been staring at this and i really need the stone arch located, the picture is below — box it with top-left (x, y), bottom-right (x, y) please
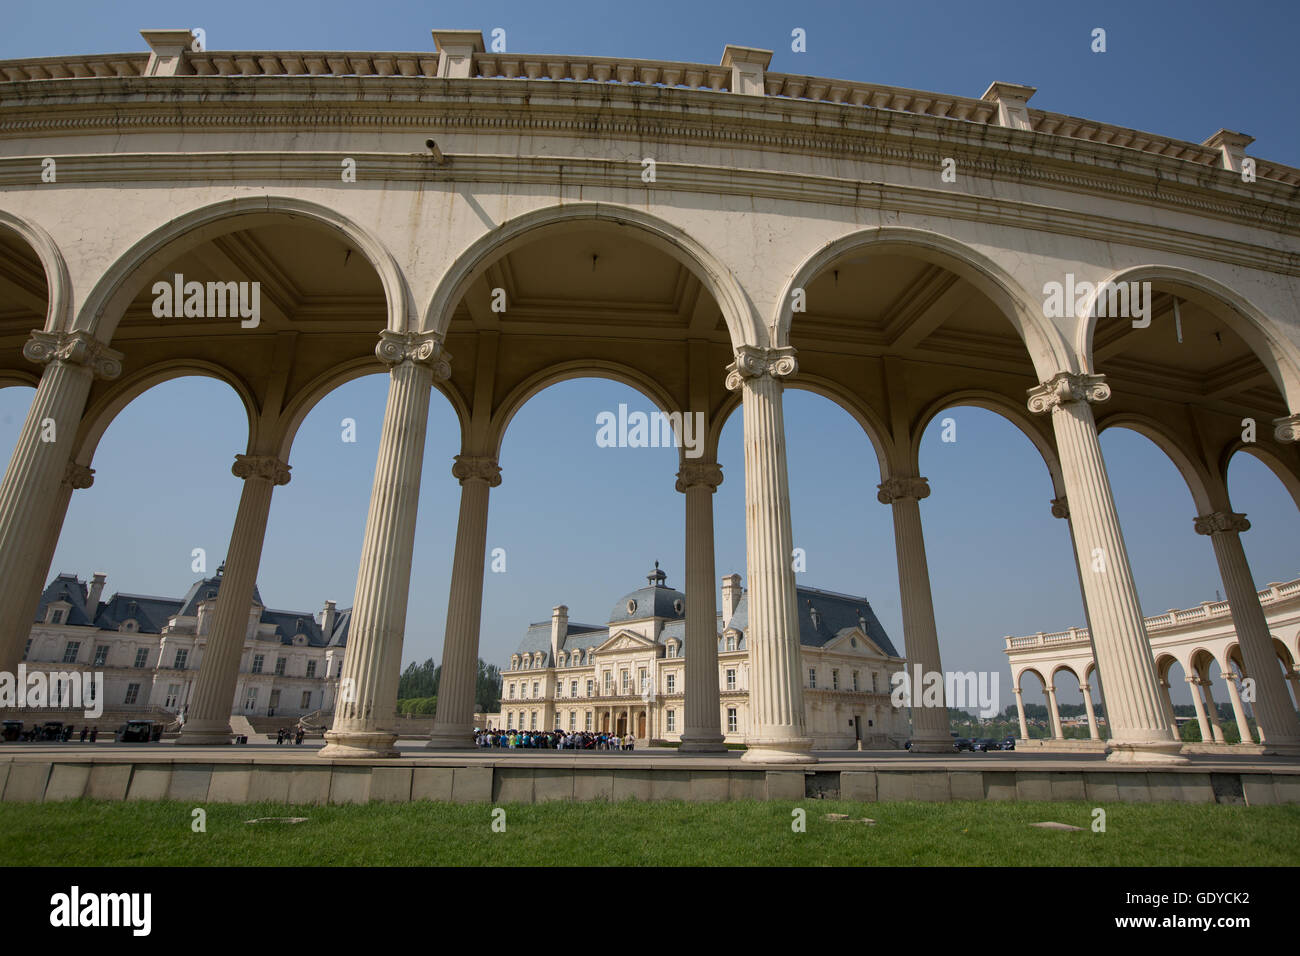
top-left (421, 202), bottom-right (760, 349)
top-left (910, 389), bottom-right (1064, 493)
top-left (0, 373), bottom-right (38, 390)
top-left (1051, 662), bottom-right (1083, 684)
top-left (489, 359), bottom-right (680, 462)
top-left (1222, 442), bottom-right (1300, 514)
top-left (772, 226), bottom-right (1072, 379)
top-left (0, 208), bottom-right (70, 334)
top-left (74, 360), bottom-right (258, 465)
top-left (1015, 666), bottom-right (1048, 694)
top-left (1077, 264), bottom-right (1300, 411)
top-left (75, 196), bottom-right (411, 342)
top-left (274, 358), bottom-right (470, 463)
top-left (1187, 646), bottom-right (1220, 682)
top-left (1095, 412), bottom-right (1216, 514)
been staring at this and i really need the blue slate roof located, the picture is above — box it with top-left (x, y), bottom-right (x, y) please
top-left (608, 565), bottom-right (686, 624)
top-left (727, 585), bottom-right (899, 657)
top-left (94, 592), bottom-right (184, 634)
top-left (35, 574), bottom-right (95, 626)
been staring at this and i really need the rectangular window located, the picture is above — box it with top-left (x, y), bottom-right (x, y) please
top-left (832, 669), bottom-right (839, 691)
top-left (571, 680), bottom-right (578, 697)
top-left (603, 672), bottom-right (612, 693)
top-left (586, 679), bottom-right (594, 698)
top-left (252, 654), bottom-right (264, 674)
top-left (638, 668), bottom-right (647, 693)
top-left (569, 711), bottom-right (576, 731)
top-left (507, 712), bottom-right (514, 729)
top-left (124, 683), bottom-right (140, 705)
top-left (852, 671), bottom-right (860, 692)
top-left (727, 708), bottom-right (738, 733)
top-left (530, 711), bottom-right (537, 730)
top-left (532, 681), bottom-right (539, 698)
top-left (306, 660), bottom-right (317, 678)
top-left (871, 672), bottom-right (878, 693)
top-left (301, 691), bottom-right (312, 709)
top-left (269, 689), bottom-right (281, 710)
top-left (666, 710), bottom-right (676, 732)
top-left (93, 645), bottom-right (109, 666)
top-left (174, 648), bottom-right (188, 670)
top-left (133, 648), bottom-right (148, 668)
top-left (62, 641), bottom-right (80, 664)
top-left (726, 668), bottom-right (736, 691)
top-left (808, 668), bottom-right (817, 689)
top-left (666, 673), bottom-right (676, 694)
top-left (508, 683), bottom-right (515, 699)
top-left (164, 684), bottom-right (180, 708)
top-left (274, 657), bottom-right (286, 676)
top-left (245, 688), bottom-right (257, 710)
top-left (620, 670), bottom-right (629, 694)
top-left (585, 711), bottom-right (593, 731)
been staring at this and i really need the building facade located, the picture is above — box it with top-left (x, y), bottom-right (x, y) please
top-left (489, 567), bottom-right (909, 749)
top-left (17, 568), bottom-right (349, 722)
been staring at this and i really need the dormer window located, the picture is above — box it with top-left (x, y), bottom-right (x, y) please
top-left (121, 619), bottom-right (138, 633)
top-left (725, 634), bottom-right (737, 652)
top-left (627, 599), bottom-right (637, 615)
top-left (673, 599), bottom-right (684, 615)
top-left (47, 607), bottom-right (65, 625)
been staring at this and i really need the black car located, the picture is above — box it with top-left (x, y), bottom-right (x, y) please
top-left (1, 719), bottom-right (21, 742)
top-left (39, 721), bottom-right (64, 741)
top-left (1000, 737), bottom-right (1016, 751)
top-left (972, 737), bottom-right (1000, 752)
top-left (953, 737), bottom-right (973, 751)
top-left (115, 720), bottom-right (155, 742)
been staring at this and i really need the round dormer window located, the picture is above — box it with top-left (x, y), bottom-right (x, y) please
top-left (673, 599), bottom-right (684, 614)
top-left (627, 599), bottom-right (637, 615)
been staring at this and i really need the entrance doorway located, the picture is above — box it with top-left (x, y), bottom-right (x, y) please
top-left (616, 715), bottom-right (627, 736)
top-left (637, 711), bottom-right (646, 738)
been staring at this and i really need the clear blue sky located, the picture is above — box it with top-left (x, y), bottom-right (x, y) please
top-left (3, 0), bottom-right (1298, 714)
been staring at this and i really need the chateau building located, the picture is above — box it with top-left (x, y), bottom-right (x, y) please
top-left (490, 567), bottom-right (909, 749)
top-left (19, 568), bottom-right (349, 721)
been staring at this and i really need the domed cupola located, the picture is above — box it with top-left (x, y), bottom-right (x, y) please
top-left (608, 561), bottom-right (686, 623)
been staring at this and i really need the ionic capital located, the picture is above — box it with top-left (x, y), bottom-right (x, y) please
top-left (1193, 511), bottom-right (1249, 536)
top-left (1050, 495), bottom-right (1069, 520)
top-left (63, 461), bottom-right (95, 490)
top-left (24, 330), bottom-right (123, 380)
top-left (675, 461), bottom-right (723, 493)
top-left (232, 454), bottom-right (292, 486)
top-left (724, 345), bottom-right (797, 391)
top-left (1273, 413), bottom-right (1300, 443)
top-left (877, 476), bottom-right (930, 504)
top-left (452, 455), bottom-right (502, 487)
top-left (1027, 372), bottom-right (1110, 415)
top-left (375, 329), bottom-right (452, 379)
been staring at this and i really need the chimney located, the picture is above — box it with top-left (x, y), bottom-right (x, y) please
top-left (322, 600), bottom-right (337, 639)
top-left (87, 572), bottom-right (107, 612)
top-left (550, 605), bottom-right (568, 666)
top-left (721, 574), bottom-right (742, 628)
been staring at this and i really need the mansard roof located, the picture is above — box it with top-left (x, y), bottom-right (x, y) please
top-left (95, 592), bottom-right (184, 633)
top-left (35, 573), bottom-right (94, 626)
top-left (727, 584), bottom-right (900, 658)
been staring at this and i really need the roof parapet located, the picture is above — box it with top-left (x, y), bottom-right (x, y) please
top-left (432, 30), bottom-right (485, 78)
top-left (140, 29), bottom-right (195, 77)
top-left (1202, 128), bottom-right (1255, 172)
top-left (721, 44), bottom-right (772, 96)
top-left (981, 81), bottom-right (1037, 131)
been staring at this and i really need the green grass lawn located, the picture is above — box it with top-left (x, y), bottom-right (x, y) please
top-left (3, 799), bottom-right (1298, 866)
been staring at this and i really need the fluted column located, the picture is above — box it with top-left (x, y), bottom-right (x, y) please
top-left (1187, 676), bottom-right (1210, 742)
top-left (1158, 677), bottom-right (1178, 729)
top-left (180, 454), bottom-right (291, 744)
top-left (1223, 670), bottom-right (1253, 744)
top-left (0, 331), bottom-right (121, 674)
top-left (1028, 372), bottom-right (1183, 763)
top-left (428, 455), bottom-right (501, 749)
top-left (321, 330), bottom-right (449, 758)
top-left (1013, 685), bottom-right (1030, 739)
top-left (1200, 678), bottom-right (1226, 742)
top-left (878, 475), bottom-right (950, 752)
top-left (1194, 510), bottom-right (1300, 753)
top-left (677, 460), bottom-right (725, 752)
top-left (31, 461), bottom-right (94, 601)
top-left (727, 346), bottom-right (813, 764)
top-left (1080, 681), bottom-right (1100, 740)
top-left (1045, 683), bottom-right (1064, 739)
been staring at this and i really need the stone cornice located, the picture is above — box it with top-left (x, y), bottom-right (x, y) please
top-left (1027, 372), bottom-right (1111, 414)
top-left (675, 461), bottom-right (723, 493)
top-left (232, 454), bottom-right (291, 486)
top-left (2, 77), bottom-right (1298, 247)
top-left (877, 476), bottom-right (930, 504)
top-left (375, 329), bottom-right (451, 377)
top-left (724, 346), bottom-right (797, 391)
top-left (1193, 511), bottom-right (1250, 536)
top-left (23, 330), bottom-right (123, 379)
top-left (451, 454), bottom-right (502, 487)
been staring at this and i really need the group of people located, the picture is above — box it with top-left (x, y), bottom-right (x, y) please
top-left (275, 725), bottom-right (307, 745)
top-left (473, 729), bottom-right (636, 751)
top-left (9, 724), bottom-right (99, 742)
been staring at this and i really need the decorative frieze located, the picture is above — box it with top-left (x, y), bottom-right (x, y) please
top-left (1027, 372), bottom-right (1111, 414)
top-left (23, 330), bottom-right (122, 380)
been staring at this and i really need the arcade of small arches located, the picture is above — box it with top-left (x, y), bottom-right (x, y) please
top-left (1, 29), bottom-right (1300, 766)
top-left (1007, 577), bottom-right (1300, 747)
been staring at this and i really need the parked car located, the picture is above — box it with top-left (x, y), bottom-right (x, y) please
top-left (971, 738), bottom-right (1000, 752)
top-left (1000, 737), bottom-right (1016, 751)
top-left (953, 737), bottom-right (973, 751)
top-left (39, 721), bottom-right (64, 741)
top-left (115, 720), bottom-right (155, 743)
top-left (1, 719), bottom-right (21, 742)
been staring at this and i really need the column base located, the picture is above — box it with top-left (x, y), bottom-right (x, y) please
top-left (740, 737), bottom-right (817, 765)
top-left (1105, 740), bottom-right (1189, 765)
top-left (678, 733), bottom-right (727, 753)
top-left (317, 730), bottom-right (400, 759)
top-left (178, 720), bottom-right (234, 746)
